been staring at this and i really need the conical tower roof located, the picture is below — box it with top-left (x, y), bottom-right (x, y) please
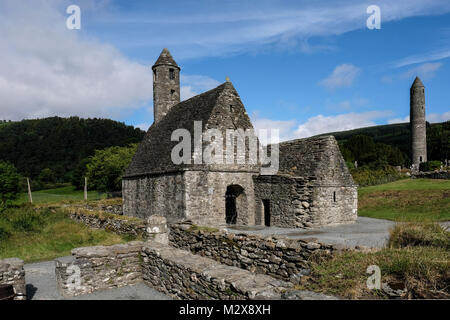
top-left (411, 76), bottom-right (424, 88)
top-left (152, 48), bottom-right (180, 69)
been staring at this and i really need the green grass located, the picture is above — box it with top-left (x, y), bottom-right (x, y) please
top-left (14, 185), bottom-right (106, 205)
top-left (0, 206), bottom-right (129, 263)
top-left (297, 222), bottom-right (449, 299)
top-left (297, 246), bottom-right (449, 299)
top-left (358, 179), bottom-right (450, 221)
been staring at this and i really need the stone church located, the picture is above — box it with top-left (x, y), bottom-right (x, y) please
top-left (123, 49), bottom-right (357, 228)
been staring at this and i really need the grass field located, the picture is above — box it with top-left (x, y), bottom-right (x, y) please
top-left (0, 206), bottom-right (131, 263)
top-left (14, 185), bottom-right (107, 205)
top-left (358, 179), bottom-right (450, 222)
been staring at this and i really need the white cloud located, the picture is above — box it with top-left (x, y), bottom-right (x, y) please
top-left (250, 117), bottom-right (297, 145)
top-left (0, 0), bottom-right (153, 121)
top-left (93, 0), bottom-right (450, 59)
top-left (394, 48), bottom-right (450, 68)
top-left (388, 115), bottom-right (410, 124)
top-left (251, 111), bottom-right (390, 142)
top-left (319, 64), bottom-right (360, 90)
top-left (294, 111), bottom-right (388, 138)
top-left (180, 75), bottom-right (221, 101)
top-left (428, 111), bottom-right (450, 123)
top-left (401, 62), bottom-right (443, 80)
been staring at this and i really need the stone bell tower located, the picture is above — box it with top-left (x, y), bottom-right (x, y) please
top-left (410, 76), bottom-right (427, 170)
top-left (152, 48), bottom-right (180, 124)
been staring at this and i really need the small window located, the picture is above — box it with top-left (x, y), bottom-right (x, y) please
top-left (169, 68), bottom-right (175, 80)
top-left (262, 199), bottom-right (270, 227)
top-left (333, 191), bottom-right (337, 202)
top-left (170, 89), bottom-right (175, 96)
top-left (419, 156), bottom-right (423, 162)
top-left (230, 105), bottom-right (234, 112)
top-left (153, 70), bottom-right (156, 81)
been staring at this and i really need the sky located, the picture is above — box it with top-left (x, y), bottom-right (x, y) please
top-left (0, 0), bottom-right (449, 141)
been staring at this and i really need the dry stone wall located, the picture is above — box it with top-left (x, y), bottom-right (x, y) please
top-left (55, 241), bottom-right (144, 297)
top-left (141, 241), bottom-right (291, 300)
top-left (0, 258), bottom-right (26, 300)
top-left (68, 208), bottom-right (148, 238)
top-left (169, 222), bottom-right (335, 283)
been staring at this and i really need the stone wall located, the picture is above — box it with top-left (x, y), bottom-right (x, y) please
top-left (413, 171), bottom-right (450, 179)
top-left (310, 186), bottom-right (358, 227)
top-left (184, 170), bottom-right (256, 226)
top-left (55, 242), bottom-right (143, 297)
top-left (141, 241), bottom-right (291, 300)
top-left (122, 172), bottom-right (185, 221)
top-left (169, 222), bottom-right (335, 283)
top-left (254, 176), bottom-right (357, 228)
top-left (68, 208), bottom-right (148, 238)
top-left (254, 175), bottom-right (314, 228)
top-left (0, 258), bottom-right (26, 300)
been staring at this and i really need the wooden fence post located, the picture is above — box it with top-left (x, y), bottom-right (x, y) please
top-left (27, 177), bottom-right (33, 203)
top-left (84, 177), bottom-right (88, 201)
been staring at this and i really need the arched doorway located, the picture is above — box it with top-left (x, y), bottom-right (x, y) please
top-left (225, 185), bottom-right (245, 224)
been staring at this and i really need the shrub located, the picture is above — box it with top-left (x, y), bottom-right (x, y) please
top-left (419, 161), bottom-right (443, 172)
top-left (0, 223), bottom-right (11, 241)
top-left (350, 165), bottom-right (405, 187)
top-left (0, 161), bottom-right (22, 209)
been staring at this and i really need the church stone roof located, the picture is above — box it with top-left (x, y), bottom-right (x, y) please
top-left (411, 76), bottom-right (424, 87)
top-left (124, 81), bottom-right (257, 178)
top-left (152, 48), bottom-right (180, 69)
top-left (274, 135), bottom-right (355, 186)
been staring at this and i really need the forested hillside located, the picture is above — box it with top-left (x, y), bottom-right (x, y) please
top-left (320, 121), bottom-right (450, 164)
top-left (0, 117), bottom-right (145, 182)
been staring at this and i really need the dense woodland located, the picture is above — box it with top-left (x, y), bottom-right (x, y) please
top-left (0, 117), bottom-right (145, 184)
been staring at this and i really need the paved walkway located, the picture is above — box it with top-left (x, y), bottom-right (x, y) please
top-left (226, 217), bottom-right (397, 249)
top-left (24, 260), bottom-right (170, 300)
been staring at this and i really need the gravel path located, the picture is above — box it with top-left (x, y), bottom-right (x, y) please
top-left (226, 217), bottom-right (397, 249)
top-left (24, 260), bottom-right (170, 300)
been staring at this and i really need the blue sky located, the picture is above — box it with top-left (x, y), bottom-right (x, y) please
top-left (0, 0), bottom-right (449, 140)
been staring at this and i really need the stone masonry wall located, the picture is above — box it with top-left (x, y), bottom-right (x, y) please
top-left (0, 258), bottom-right (26, 300)
top-left (141, 241), bottom-right (291, 300)
top-left (184, 170), bottom-right (256, 226)
top-left (310, 186), bottom-right (358, 227)
top-left (122, 173), bottom-right (185, 221)
top-left (254, 175), bottom-right (315, 228)
top-left (55, 242), bottom-right (143, 297)
top-left (169, 222), bottom-right (335, 284)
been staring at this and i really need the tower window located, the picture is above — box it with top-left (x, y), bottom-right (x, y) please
top-left (153, 70), bottom-right (156, 81)
top-left (169, 68), bottom-right (175, 80)
top-left (333, 191), bottom-right (337, 202)
top-left (230, 105), bottom-right (234, 112)
top-left (170, 89), bottom-right (175, 96)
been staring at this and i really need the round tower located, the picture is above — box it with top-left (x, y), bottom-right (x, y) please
top-left (152, 48), bottom-right (180, 124)
top-left (410, 76), bottom-right (427, 168)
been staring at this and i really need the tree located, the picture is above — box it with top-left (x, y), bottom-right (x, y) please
top-left (0, 161), bottom-right (22, 209)
top-left (85, 144), bottom-right (137, 192)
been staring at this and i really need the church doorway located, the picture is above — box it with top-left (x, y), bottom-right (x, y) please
top-left (225, 185), bottom-right (245, 224)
